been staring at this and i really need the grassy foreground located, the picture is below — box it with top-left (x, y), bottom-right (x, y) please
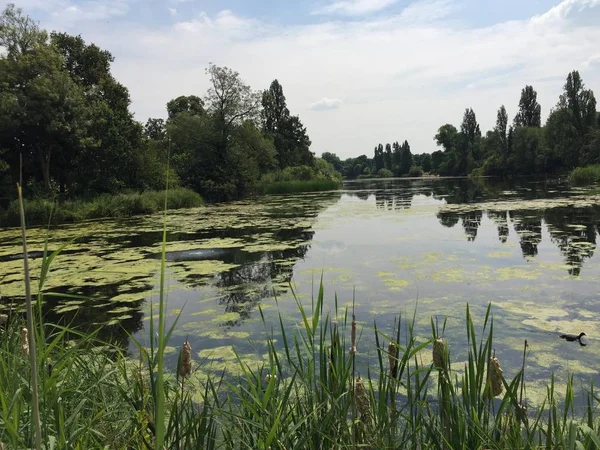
top-left (0, 188), bottom-right (203, 227)
top-left (569, 165), bottom-right (600, 186)
top-left (4, 282), bottom-right (600, 448)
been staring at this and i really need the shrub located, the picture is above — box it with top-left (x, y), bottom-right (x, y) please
top-left (408, 165), bottom-right (423, 177)
top-left (377, 168), bottom-right (394, 178)
top-left (569, 165), bottom-right (600, 186)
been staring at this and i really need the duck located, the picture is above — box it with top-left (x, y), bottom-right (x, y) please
top-left (559, 332), bottom-right (586, 345)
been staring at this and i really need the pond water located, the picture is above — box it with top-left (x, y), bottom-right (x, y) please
top-left (2, 177), bottom-right (600, 405)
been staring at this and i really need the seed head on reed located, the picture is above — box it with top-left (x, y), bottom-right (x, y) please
top-left (264, 373), bottom-right (278, 385)
top-left (354, 376), bottom-right (371, 424)
top-left (20, 327), bottom-right (29, 358)
top-left (488, 356), bottom-right (504, 397)
top-left (388, 341), bottom-right (398, 377)
top-left (349, 313), bottom-right (357, 355)
top-left (178, 341), bottom-right (192, 379)
top-left (432, 338), bottom-right (446, 369)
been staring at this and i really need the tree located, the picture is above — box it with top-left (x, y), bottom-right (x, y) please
top-left (460, 108), bottom-right (481, 146)
top-left (400, 140), bottom-right (413, 175)
top-left (167, 95), bottom-right (204, 119)
top-left (514, 85), bottom-right (541, 128)
top-left (0, 36), bottom-right (88, 191)
top-left (206, 63), bottom-right (261, 140)
top-left (420, 153), bottom-right (432, 172)
top-left (262, 80), bottom-right (289, 133)
top-left (0, 3), bottom-right (46, 57)
top-left (261, 79), bottom-right (313, 168)
top-left (51, 32), bottom-right (145, 194)
top-left (434, 124), bottom-right (458, 152)
top-left (321, 152), bottom-right (343, 173)
top-left (374, 144), bottom-right (384, 172)
top-left (546, 71), bottom-right (598, 169)
top-left (384, 143), bottom-right (392, 170)
top-left (144, 118), bottom-right (166, 140)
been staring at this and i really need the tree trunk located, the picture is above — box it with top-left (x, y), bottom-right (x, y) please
top-left (37, 145), bottom-right (51, 191)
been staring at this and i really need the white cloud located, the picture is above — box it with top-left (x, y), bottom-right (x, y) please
top-left (313, 0), bottom-right (398, 16)
top-left (9, 0), bottom-right (600, 159)
top-left (584, 54), bottom-right (600, 68)
top-left (311, 97), bottom-right (343, 111)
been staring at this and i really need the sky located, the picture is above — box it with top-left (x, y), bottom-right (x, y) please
top-left (2, 0), bottom-right (600, 159)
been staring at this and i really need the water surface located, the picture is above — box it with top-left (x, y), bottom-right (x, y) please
top-left (2, 177), bottom-right (600, 405)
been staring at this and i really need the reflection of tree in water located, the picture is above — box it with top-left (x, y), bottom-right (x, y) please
top-left (462, 211), bottom-right (482, 242)
top-left (509, 210), bottom-right (543, 258)
top-left (213, 242), bottom-right (313, 326)
top-left (31, 282), bottom-right (145, 352)
top-left (374, 190), bottom-right (413, 210)
top-left (487, 210), bottom-right (509, 243)
top-left (437, 211), bottom-right (459, 228)
top-left (544, 206), bottom-right (599, 276)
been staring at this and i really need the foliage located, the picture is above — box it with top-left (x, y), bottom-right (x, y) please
top-left (569, 165), bottom-right (600, 185)
top-left (0, 6), bottom-right (328, 208)
top-left (514, 85), bottom-right (542, 128)
top-left (0, 188), bottom-right (203, 226)
top-left (408, 165), bottom-right (423, 177)
top-left (377, 168), bottom-right (394, 178)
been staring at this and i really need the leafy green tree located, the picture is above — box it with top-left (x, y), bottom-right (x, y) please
top-left (400, 140), bottom-right (413, 175)
top-left (420, 153), bottom-right (432, 172)
top-left (167, 95), bottom-right (204, 119)
top-left (546, 71), bottom-right (597, 169)
top-left (384, 143), bottom-right (392, 170)
top-left (512, 127), bottom-right (544, 174)
top-left (435, 124), bottom-right (458, 153)
top-left (374, 144), bottom-right (384, 172)
top-left (144, 118), bottom-right (166, 140)
top-left (392, 141), bottom-right (402, 174)
top-left (262, 79), bottom-right (313, 168)
top-left (431, 150), bottom-right (444, 173)
top-left (460, 108), bottom-right (481, 145)
top-left (50, 32), bottom-right (145, 194)
top-left (0, 3), bottom-right (46, 56)
top-left (0, 23), bottom-right (88, 191)
top-left (321, 152), bottom-right (343, 173)
top-left (514, 85), bottom-right (541, 128)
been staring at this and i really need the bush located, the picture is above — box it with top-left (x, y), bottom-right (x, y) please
top-left (569, 165), bottom-right (600, 186)
top-left (408, 165), bottom-right (423, 177)
top-left (0, 188), bottom-right (203, 227)
top-left (377, 168), bottom-right (394, 178)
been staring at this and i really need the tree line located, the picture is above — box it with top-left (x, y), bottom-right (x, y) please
top-left (0, 4), bottom-right (339, 204)
top-left (324, 71), bottom-right (599, 179)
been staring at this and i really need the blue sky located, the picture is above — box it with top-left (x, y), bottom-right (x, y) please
top-left (2, 0), bottom-right (600, 158)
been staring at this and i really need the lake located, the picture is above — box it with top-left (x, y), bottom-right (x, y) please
top-left (2, 177), bottom-right (600, 405)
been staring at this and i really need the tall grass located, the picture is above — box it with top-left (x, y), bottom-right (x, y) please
top-left (5, 186), bottom-right (600, 448)
top-left (569, 165), bottom-right (600, 186)
top-left (0, 187), bottom-right (203, 227)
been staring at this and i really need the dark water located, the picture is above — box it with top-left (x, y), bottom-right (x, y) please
top-left (2, 177), bottom-right (600, 404)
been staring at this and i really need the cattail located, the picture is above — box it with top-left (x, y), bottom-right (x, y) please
top-left (178, 341), bottom-right (192, 379)
top-left (488, 356), bottom-right (504, 397)
top-left (264, 373), bottom-right (278, 385)
top-left (354, 376), bottom-right (371, 424)
top-left (349, 313), bottom-right (357, 355)
top-left (388, 341), bottom-right (398, 378)
top-left (20, 328), bottom-right (29, 358)
top-left (432, 338), bottom-right (446, 369)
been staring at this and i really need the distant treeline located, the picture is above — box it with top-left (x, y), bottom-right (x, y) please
top-left (323, 71), bottom-right (599, 179)
top-left (0, 5), bottom-right (340, 206)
